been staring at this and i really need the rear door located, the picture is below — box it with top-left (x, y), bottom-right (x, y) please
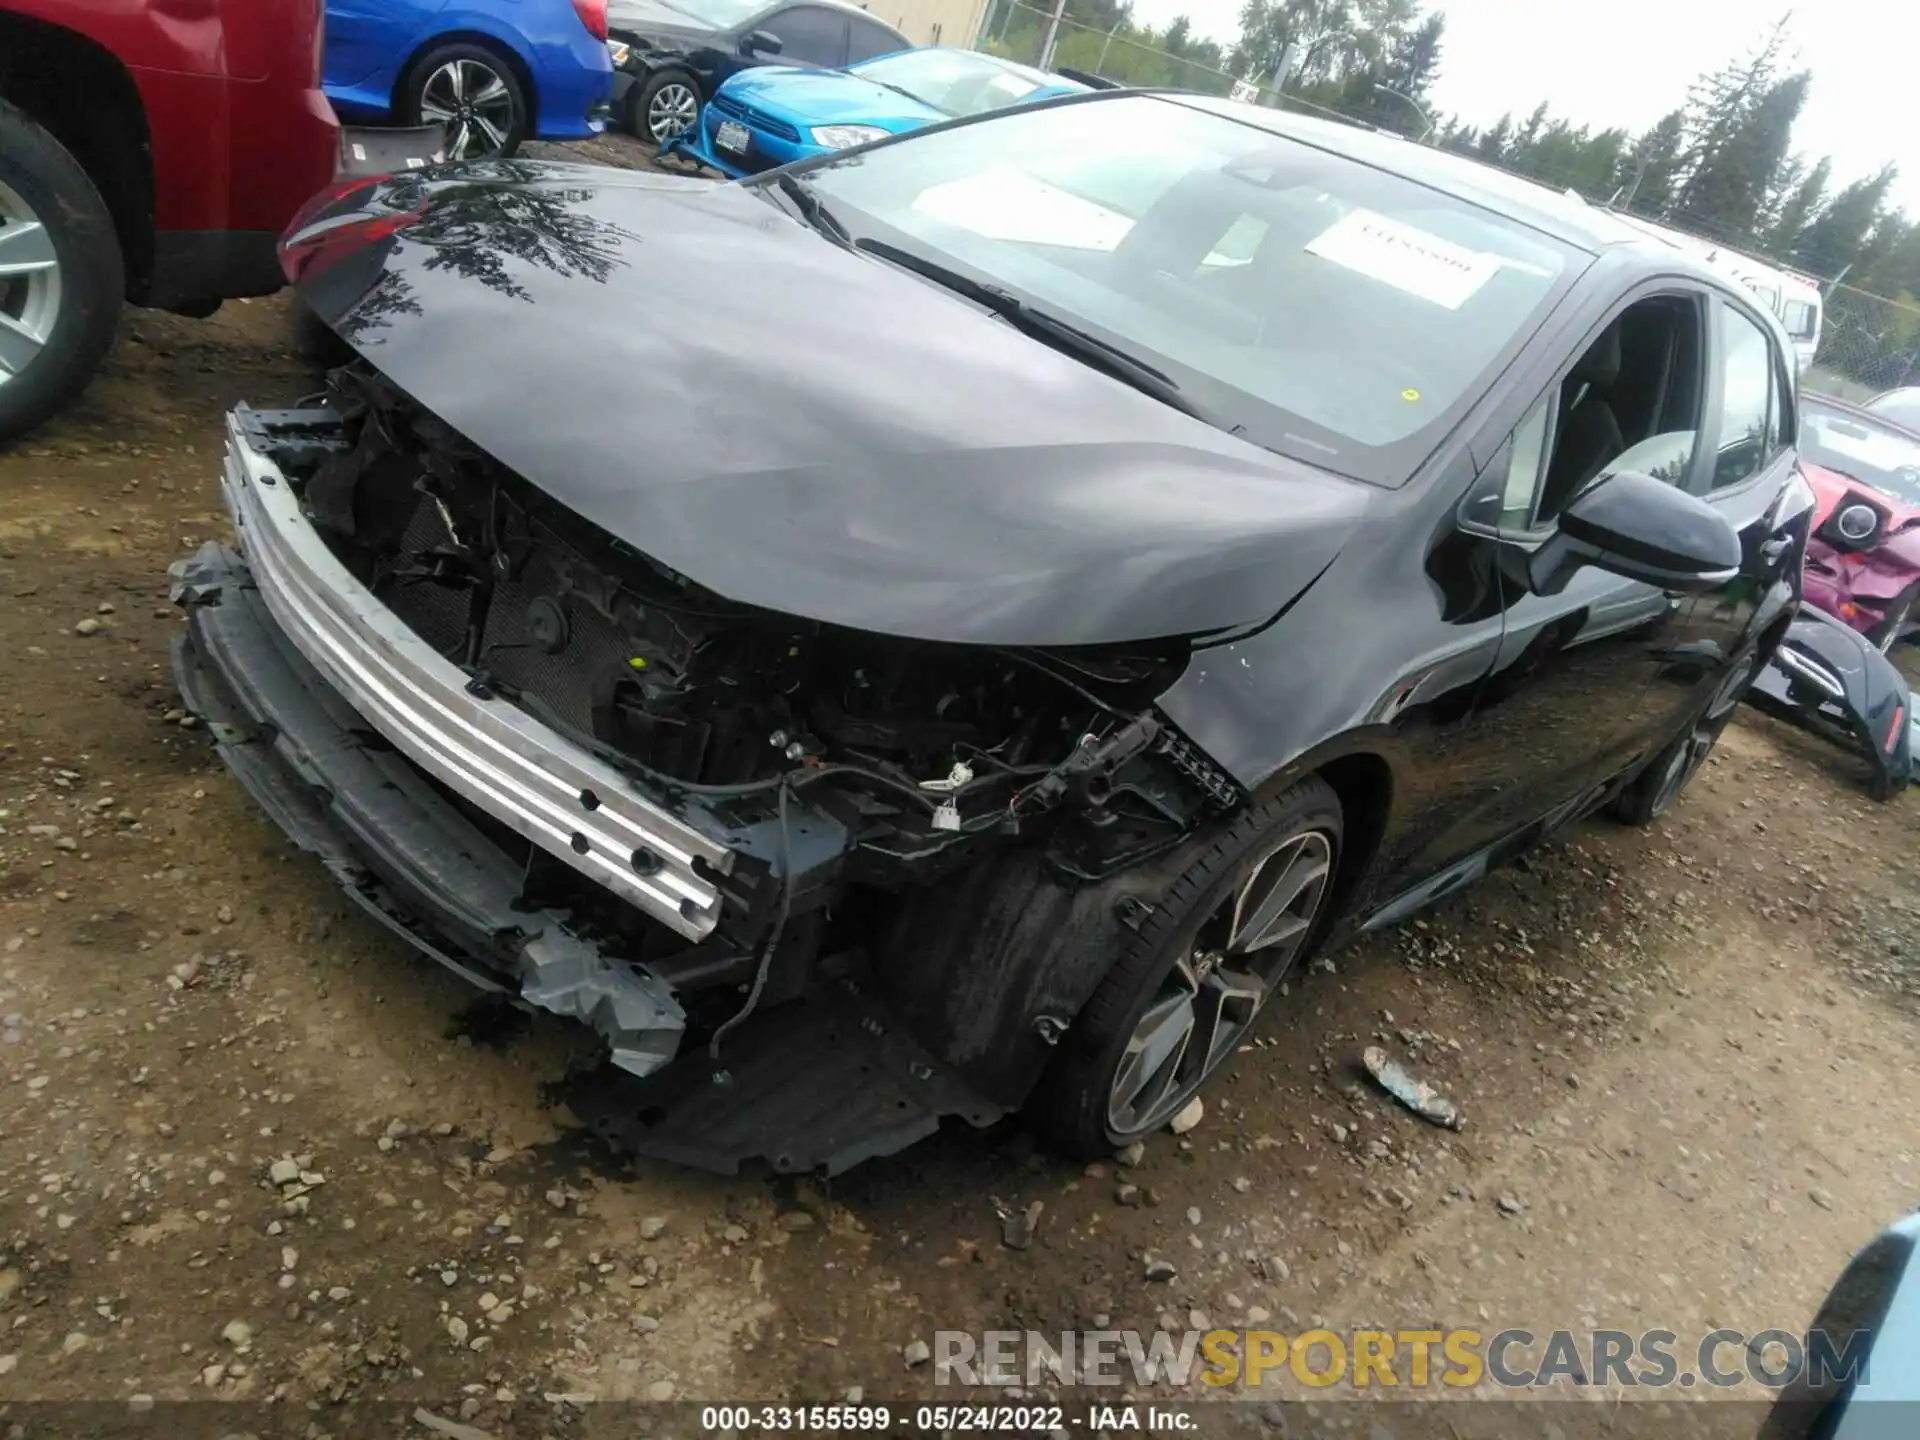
top-left (846, 14), bottom-right (908, 60)
top-left (753, 5), bottom-right (851, 67)
top-left (325, 0), bottom-right (449, 94)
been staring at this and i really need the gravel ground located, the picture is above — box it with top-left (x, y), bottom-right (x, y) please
top-left (2, 140), bottom-right (1919, 1432)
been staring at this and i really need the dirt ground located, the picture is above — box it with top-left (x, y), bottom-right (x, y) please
top-left (4, 139), bottom-right (1920, 1435)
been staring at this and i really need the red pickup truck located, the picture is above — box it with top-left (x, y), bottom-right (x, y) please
top-left (0, 0), bottom-right (341, 440)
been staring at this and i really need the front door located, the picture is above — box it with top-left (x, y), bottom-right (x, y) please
top-left (1412, 288), bottom-right (1718, 874)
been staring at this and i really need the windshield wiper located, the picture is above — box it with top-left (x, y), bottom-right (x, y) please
top-left (854, 238), bottom-right (1216, 426)
top-left (864, 78), bottom-right (948, 111)
top-left (771, 173), bottom-right (853, 249)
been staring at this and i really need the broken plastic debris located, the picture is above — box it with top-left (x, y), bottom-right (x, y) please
top-left (1362, 1045), bottom-right (1461, 1130)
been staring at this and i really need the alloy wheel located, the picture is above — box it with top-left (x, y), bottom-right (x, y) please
top-left (419, 59), bottom-right (517, 160)
top-left (1105, 828), bottom-right (1334, 1136)
top-left (647, 83), bottom-right (699, 144)
top-left (0, 177), bottom-right (62, 387)
top-left (1652, 649), bottom-right (1760, 815)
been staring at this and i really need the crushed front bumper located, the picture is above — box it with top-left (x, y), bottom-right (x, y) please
top-left (171, 414), bottom-right (1000, 1172)
top-left (172, 540), bottom-right (690, 1076)
top-left (208, 415), bottom-right (737, 938)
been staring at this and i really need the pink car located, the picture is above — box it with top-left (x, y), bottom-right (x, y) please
top-left (1798, 393), bottom-right (1920, 650)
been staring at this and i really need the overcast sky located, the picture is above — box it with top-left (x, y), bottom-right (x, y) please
top-left (1118, 0), bottom-right (1920, 215)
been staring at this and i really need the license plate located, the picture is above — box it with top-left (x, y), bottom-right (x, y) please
top-left (715, 119), bottom-right (750, 154)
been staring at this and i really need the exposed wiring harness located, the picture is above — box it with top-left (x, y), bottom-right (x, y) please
top-left (707, 777), bottom-right (793, 1062)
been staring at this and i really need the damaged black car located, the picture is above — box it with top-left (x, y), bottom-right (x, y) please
top-left (171, 91), bottom-right (1813, 1173)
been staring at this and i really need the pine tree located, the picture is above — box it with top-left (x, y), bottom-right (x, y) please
top-left (1766, 155), bottom-right (1831, 253)
top-left (1474, 112), bottom-right (1514, 165)
top-left (1794, 165), bottom-right (1899, 278)
top-left (1616, 110), bottom-right (1687, 214)
top-left (1670, 70), bottom-right (1808, 243)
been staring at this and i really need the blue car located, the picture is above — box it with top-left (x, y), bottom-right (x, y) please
top-left (675, 46), bottom-right (1086, 177)
top-left (322, 0), bottom-right (616, 160)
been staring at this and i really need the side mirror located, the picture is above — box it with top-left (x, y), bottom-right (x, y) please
top-left (741, 28), bottom-right (783, 56)
top-left (1526, 471), bottom-right (1741, 596)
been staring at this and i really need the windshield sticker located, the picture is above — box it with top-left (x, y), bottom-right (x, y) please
top-left (1305, 209), bottom-right (1502, 310)
top-left (910, 168), bottom-right (1135, 251)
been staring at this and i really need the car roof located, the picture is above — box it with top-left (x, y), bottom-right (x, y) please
top-left (1808, 391), bottom-right (1920, 444)
top-left (1139, 93), bottom-right (1735, 263)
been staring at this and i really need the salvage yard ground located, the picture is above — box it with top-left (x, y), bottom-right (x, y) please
top-left (3, 144), bottom-right (1920, 1430)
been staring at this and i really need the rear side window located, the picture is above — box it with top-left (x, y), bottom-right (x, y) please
top-left (1782, 299), bottom-right (1817, 341)
top-left (1711, 304), bottom-right (1788, 490)
top-left (760, 6), bottom-right (847, 65)
top-left (846, 15), bottom-right (904, 61)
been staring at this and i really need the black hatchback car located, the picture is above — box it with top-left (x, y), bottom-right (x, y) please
top-left (607, 0), bottom-right (910, 145)
top-left (179, 91), bottom-right (1811, 1173)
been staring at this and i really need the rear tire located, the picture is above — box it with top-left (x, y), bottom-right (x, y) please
top-left (0, 97), bottom-right (123, 443)
top-left (1025, 776), bottom-right (1343, 1158)
top-left (401, 42), bottom-right (529, 159)
top-left (1612, 645), bottom-right (1760, 826)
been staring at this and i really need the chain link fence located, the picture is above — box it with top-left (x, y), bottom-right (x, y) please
top-left (974, 1), bottom-right (1367, 126)
top-left (1807, 284), bottom-right (1920, 403)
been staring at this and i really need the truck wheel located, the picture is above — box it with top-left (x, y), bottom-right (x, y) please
top-left (1025, 776), bottom-right (1343, 1158)
top-left (0, 98), bottom-right (124, 443)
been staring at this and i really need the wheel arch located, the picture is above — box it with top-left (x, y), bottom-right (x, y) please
top-left (393, 28), bottom-right (541, 133)
top-left (0, 12), bottom-right (153, 295)
top-left (865, 746), bottom-right (1397, 1115)
top-left (1311, 748), bottom-right (1395, 930)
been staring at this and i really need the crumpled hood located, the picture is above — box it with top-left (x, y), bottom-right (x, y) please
top-left (718, 65), bottom-right (944, 128)
top-left (286, 159), bottom-right (1370, 647)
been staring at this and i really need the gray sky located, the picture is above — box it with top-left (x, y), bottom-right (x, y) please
top-left (1119, 0), bottom-right (1920, 215)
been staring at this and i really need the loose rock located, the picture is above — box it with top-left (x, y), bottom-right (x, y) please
top-left (904, 1339), bottom-right (932, 1368)
top-left (1168, 1097), bottom-right (1205, 1134)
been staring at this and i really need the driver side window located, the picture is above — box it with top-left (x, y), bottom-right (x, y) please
top-left (1499, 291), bottom-right (1707, 533)
top-left (757, 6), bottom-right (848, 66)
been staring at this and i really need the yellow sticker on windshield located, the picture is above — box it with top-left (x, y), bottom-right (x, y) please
top-left (1402, 388), bottom-right (1421, 402)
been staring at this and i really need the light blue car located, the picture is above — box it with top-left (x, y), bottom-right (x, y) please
top-left (672, 46), bottom-right (1087, 178)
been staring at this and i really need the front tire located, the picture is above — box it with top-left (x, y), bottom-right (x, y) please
top-left (634, 70), bottom-right (701, 147)
top-left (1026, 776), bottom-right (1343, 1158)
top-left (401, 43), bottom-right (529, 160)
top-left (0, 98), bottom-right (123, 443)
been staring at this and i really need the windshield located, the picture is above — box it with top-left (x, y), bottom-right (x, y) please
top-left (799, 95), bottom-right (1582, 485)
top-left (851, 48), bottom-right (1055, 117)
top-left (646, 0), bottom-right (764, 28)
top-left (1802, 397), bottom-right (1920, 505)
